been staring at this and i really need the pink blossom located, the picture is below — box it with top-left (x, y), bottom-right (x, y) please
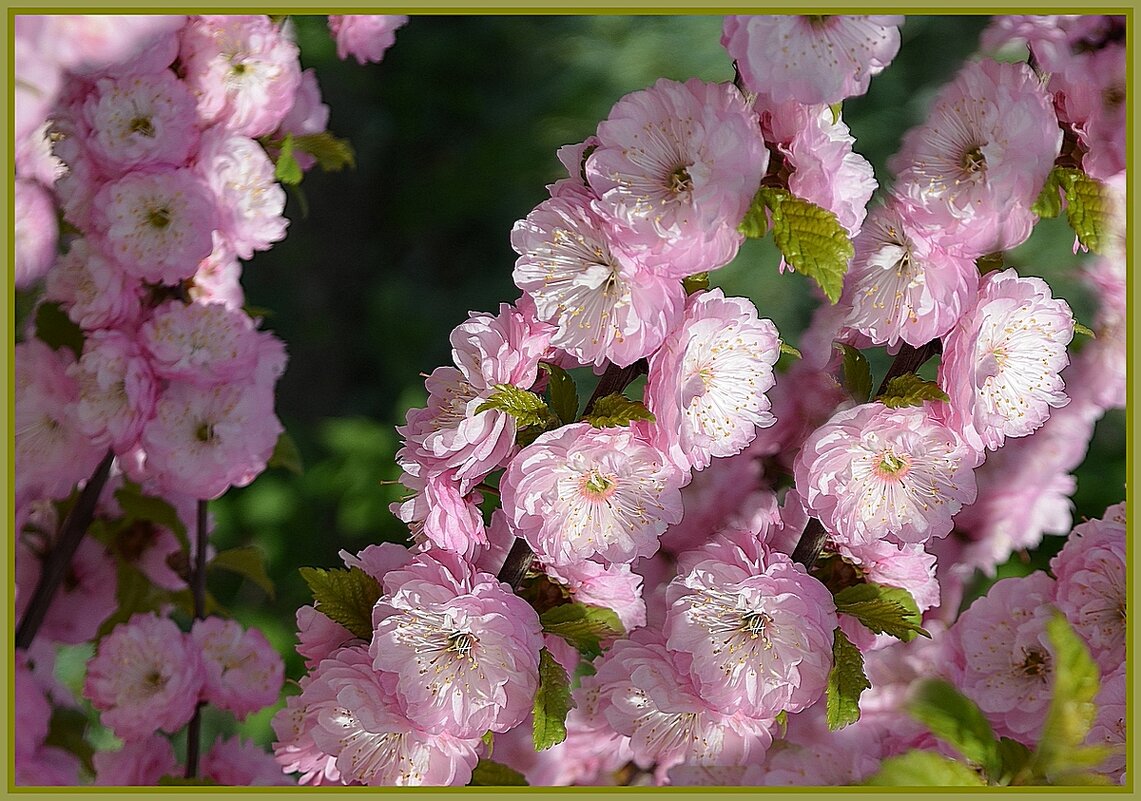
top-left (834, 539), bottom-right (939, 614)
top-left (945, 572), bottom-right (1058, 741)
top-left (502, 422), bottom-right (685, 567)
top-left (195, 127), bottom-right (288, 260)
top-left (371, 551), bottom-right (543, 738)
top-left (271, 685), bottom-right (341, 786)
top-left (15, 746), bottom-right (81, 787)
top-left (1050, 502), bottom-right (1125, 674)
top-left (36, 15), bottom-right (186, 75)
top-left (92, 735), bottom-right (178, 786)
top-left (14, 18), bottom-right (62, 144)
top-left (646, 289), bottom-right (781, 473)
top-left (69, 330), bottom-right (158, 453)
top-left (1086, 664), bottom-right (1125, 782)
top-left (42, 239), bottom-right (142, 331)
top-left (840, 197), bottom-right (979, 347)
top-left (84, 613), bottom-right (206, 741)
top-left (1053, 43), bottom-right (1126, 180)
top-left (81, 70), bottom-right (199, 174)
top-left (15, 651), bottom-right (50, 763)
top-left (391, 467), bottom-right (486, 558)
top-left (340, 542), bottom-right (415, 585)
top-left (937, 268), bottom-right (1074, 453)
top-left (328, 15), bottom-right (408, 65)
top-left (665, 545), bottom-right (836, 717)
top-left (93, 168), bottom-right (219, 285)
top-left (449, 302), bottom-right (555, 392)
top-left (14, 179), bottom-right (58, 290)
top-left (189, 233), bottom-right (246, 311)
top-left (656, 446), bottom-right (764, 556)
top-left (545, 559), bottom-right (647, 634)
top-left (891, 59), bottom-right (1061, 257)
top-left (192, 617), bottom-right (285, 720)
top-left (585, 78), bottom-right (769, 277)
top-left (15, 339), bottom-right (106, 501)
top-left (179, 15), bottom-right (302, 137)
top-left (794, 403), bottom-right (977, 547)
top-left (279, 68), bottom-right (330, 139)
top-left (723, 15), bottom-right (903, 105)
top-left (204, 736), bottom-right (294, 786)
top-left (140, 300), bottom-right (265, 386)
top-left (295, 605), bottom-right (358, 670)
top-left (511, 192), bottom-right (684, 368)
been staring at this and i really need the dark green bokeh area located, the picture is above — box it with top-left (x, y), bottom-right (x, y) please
top-left (196, 15), bottom-right (1125, 748)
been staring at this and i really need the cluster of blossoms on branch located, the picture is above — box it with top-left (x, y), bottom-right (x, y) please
top-left (13, 14), bottom-right (405, 786)
top-left (274, 14), bottom-right (1125, 788)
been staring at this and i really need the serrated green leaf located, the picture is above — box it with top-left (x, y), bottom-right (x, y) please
top-left (114, 483), bottom-right (190, 555)
top-left (779, 342), bottom-right (801, 360)
top-left (298, 566), bottom-right (380, 640)
top-left (878, 372), bottom-right (949, 409)
top-left (584, 393), bottom-right (655, 428)
top-left (907, 678), bottom-right (1000, 779)
top-left (158, 776), bottom-right (221, 786)
top-left (540, 602), bottom-right (625, 659)
top-left (539, 362), bottom-right (579, 426)
top-left (34, 301), bottom-right (85, 359)
top-left (293, 132), bottom-right (356, 173)
top-left (761, 187), bottom-right (853, 304)
top-left (1032, 169), bottom-right (1064, 219)
top-left (738, 186), bottom-right (769, 239)
top-left (834, 582), bottom-right (928, 642)
top-left (835, 343), bottom-right (872, 403)
top-left (268, 430), bottom-right (304, 475)
top-left (211, 545), bottom-right (275, 599)
top-left (1031, 613), bottom-right (1103, 779)
top-left (477, 384), bottom-right (551, 428)
top-left (1073, 322), bottom-right (1096, 339)
top-left (682, 272), bottom-right (710, 295)
top-left (274, 133), bottom-right (304, 186)
top-left (43, 707), bottom-right (95, 775)
top-left (532, 647), bottom-right (573, 751)
top-left (469, 758), bottom-right (528, 786)
top-left (1057, 168), bottom-right (1111, 253)
top-left (864, 751), bottom-right (987, 786)
top-left (826, 627), bottom-right (869, 731)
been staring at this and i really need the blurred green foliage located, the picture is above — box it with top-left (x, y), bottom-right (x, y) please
top-left (193, 15), bottom-right (1126, 749)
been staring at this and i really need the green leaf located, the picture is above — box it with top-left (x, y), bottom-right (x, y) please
top-left (274, 133), bottom-right (304, 186)
top-left (293, 132), bottom-right (357, 173)
top-left (1031, 612), bottom-right (1103, 779)
top-left (268, 430), bottom-right (304, 475)
top-left (878, 372), bottom-right (949, 409)
top-left (43, 707), bottom-right (95, 775)
top-left (34, 301), bottom-right (85, 359)
top-left (737, 186), bottom-right (769, 239)
top-left (539, 602), bottom-right (625, 659)
top-left (829, 102), bottom-right (843, 125)
top-left (532, 647), bottom-right (574, 751)
top-left (1056, 167), bottom-right (1111, 253)
top-left (158, 776), bottom-right (220, 786)
top-left (975, 252), bottom-right (1005, 274)
top-left (826, 627), bottom-right (870, 731)
top-left (469, 758), bottom-right (528, 786)
top-left (211, 545), bottom-right (275, 599)
top-left (907, 678), bottom-right (1000, 779)
top-left (779, 342), bottom-right (802, 360)
top-left (584, 393), bottom-right (655, 428)
top-left (682, 272), bottom-right (710, 295)
top-left (1032, 169), bottom-right (1064, 219)
top-left (864, 751), bottom-right (986, 786)
top-left (775, 710), bottom-right (788, 737)
top-left (760, 187), bottom-right (853, 304)
top-left (480, 730), bottom-right (494, 758)
top-left (835, 343), bottom-right (872, 403)
top-left (833, 582), bottom-right (928, 642)
top-left (166, 587), bottom-right (225, 619)
top-left (994, 737), bottom-right (1032, 785)
top-left (539, 362), bottom-right (579, 426)
top-left (97, 562), bottom-right (165, 638)
top-left (298, 566), bottom-right (381, 640)
top-left (114, 483), bottom-right (190, 555)
top-left (1073, 322), bottom-right (1096, 339)
top-left (477, 384), bottom-right (551, 428)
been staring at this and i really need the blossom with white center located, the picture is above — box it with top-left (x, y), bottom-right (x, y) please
top-left (501, 422), bottom-right (685, 568)
top-left (81, 70), bottom-right (199, 174)
top-left (511, 191), bottom-right (684, 368)
top-left (1050, 502), bottom-right (1125, 674)
top-left (890, 59), bottom-right (1061, 257)
top-left (945, 571), bottom-right (1058, 741)
top-left (938, 268), bottom-right (1074, 454)
top-left (664, 546), bottom-right (836, 717)
top-left (794, 402), bottom-right (977, 547)
top-left (840, 197), bottom-right (978, 347)
top-left (69, 329), bottom-right (158, 452)
top-left (584, 77), bottom-right (768, 278)
top-left (192, 617), bottom-right (285, 721)
top-left (723, 15), bottom-right (903, 105)
top-left (93, 167), bottom-right (218, 285)
top-left (83, 612), bottom-right (206, 741)
top-left (646, 288), bottom-right (781, 473)
top-left (371, 551), bottom-right (542, 738)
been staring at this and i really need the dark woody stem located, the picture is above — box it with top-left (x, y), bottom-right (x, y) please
top-left (184, 499), bottom-right (209, 779)
top-left (15, 450), bottom-right (115, 650)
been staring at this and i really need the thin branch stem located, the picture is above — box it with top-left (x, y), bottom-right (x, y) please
top-left (184, 499), bottom-right (209, 780)
top-left (15, 450), bottom-right (115, 650)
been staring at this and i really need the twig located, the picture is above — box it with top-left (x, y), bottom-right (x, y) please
top-left (183, 499), bottom-right (209, 779)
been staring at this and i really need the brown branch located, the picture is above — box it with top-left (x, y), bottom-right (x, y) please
top-left (15, 450), bottom-right (115, 650)
top-left (184, 499), bottom-right (209, 780)
top-left (582, 359), bottom-right (648, 416)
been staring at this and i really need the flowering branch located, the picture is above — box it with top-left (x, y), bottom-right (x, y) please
top-left (183, 499), bottom-right (209, 779)
top-left (15, 450), bottom-right (115, 650)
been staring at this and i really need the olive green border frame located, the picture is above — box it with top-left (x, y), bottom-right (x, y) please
top-left (1, 4), bottom-right (1135, 801)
